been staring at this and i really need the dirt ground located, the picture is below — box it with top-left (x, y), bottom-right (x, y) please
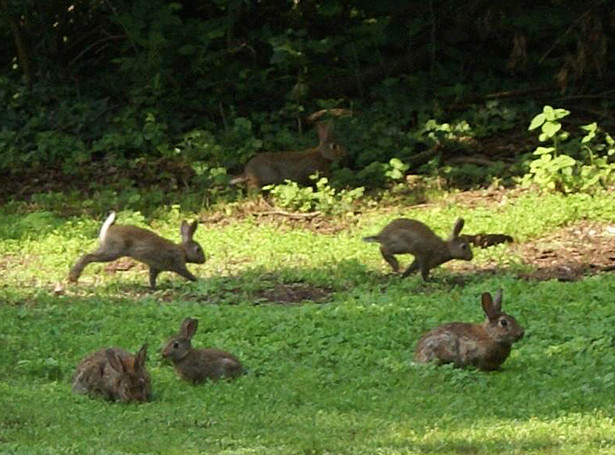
top-left (513, 220), bottom-right (615, 281)
top-left (95, 219), bottom-right (615, 307)
top-left (452, 219), bottom-right (615, 282)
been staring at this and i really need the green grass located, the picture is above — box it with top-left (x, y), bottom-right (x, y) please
top-left (1, 190), bottom-right (615, 454)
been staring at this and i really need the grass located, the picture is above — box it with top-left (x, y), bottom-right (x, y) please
top-left (1, 189), bottom-right (615, 454)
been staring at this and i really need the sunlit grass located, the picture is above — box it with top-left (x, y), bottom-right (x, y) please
top-left (1, 189), bottom-right (615, 454)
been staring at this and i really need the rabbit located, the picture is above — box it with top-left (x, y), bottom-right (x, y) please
top-left (414, 289), bottom-right (524, 371)
top-left (72, 344), bottom-right (151, 403)
top-left (68, 211), bottom-right (206, 289)
top-left (363, 218), bottom-right (473, 280)
top-left (162, 317), bottom-right (244, 384)
top-left (230, 120), bottom-right (346, 188)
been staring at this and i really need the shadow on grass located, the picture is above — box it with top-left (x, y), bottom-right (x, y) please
top-left (58, 258), bottom-right (507, 305)
top-left (0, 256), bottom-right (560, 308)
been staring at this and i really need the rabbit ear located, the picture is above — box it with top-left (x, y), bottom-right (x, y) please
top-left (493, 289), bottom-right (503, 312)
top-left (106, 349), bottom-right (126, 373)
top-left (481, 292), bottom-right (499, 321)
top-left (180, 221), bottom-right (197, 242)
top-left (180, 317), bottom-right (198, 339)
top-left (316, 121), bottom-right (334, 145)
top-left (135, 344), bottom-right (148, 371)
top-left (190, 220), bottom-right (198, 235)
top-left (450, 218), bottom-right (465, 239)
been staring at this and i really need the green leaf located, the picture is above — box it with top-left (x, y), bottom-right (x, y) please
top-left (529, 113), bottom-right (546, 130)
top-left (580, 122), bottom-right (598, 133)
top-left (553, 108), bottom-right (571, 119)
top-left (533, 146), bottom-right (555, 156)
top-left (543, 106), bottom-right (555, 121)
top-left (553, 155), bottom-right (576, 167)
top-left (542, 121), bottom-right (561, 138)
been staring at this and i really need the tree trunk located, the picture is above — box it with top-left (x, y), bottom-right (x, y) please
top-left (0, 0), bottom-right (35, 89)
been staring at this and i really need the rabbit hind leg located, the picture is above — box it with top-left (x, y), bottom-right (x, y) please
top-left (379, 246), bottom-right (400, 273)
top-left (401, 259), bottom-right (420, 278)
top-left (68, 249), bottom-right (122, 282)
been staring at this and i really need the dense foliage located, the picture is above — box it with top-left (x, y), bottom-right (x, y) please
top-left (2, 0), bottom-right (615, 193)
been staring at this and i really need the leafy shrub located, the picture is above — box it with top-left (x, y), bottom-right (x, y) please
top-left (419, 119), bottom-right (472, 144)
top-left (267, 176), bottom-right (365, 215)
top-left (522, 106), bottom-right (615, 193)
top-left (465, 100), bottom-right (524, 137)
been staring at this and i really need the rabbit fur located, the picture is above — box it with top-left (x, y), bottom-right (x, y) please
top-left (72, 345), bottom-right (151, 403)
top-left (68, 211), bottom-right (205, 289)
top-left (230, 121), bottom-right (346, 188)
top-left (363, 218), bottom-right (472, 280)
top-left (414, 290), bottom-right (524, 371)
top-left (162, 317), bottom-right (244, 384)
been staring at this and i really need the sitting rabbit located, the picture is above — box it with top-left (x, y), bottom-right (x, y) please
top-left (363, 218), bottom-right (473, 280)
top-left (230, 121), bottom-right (346, 188)
top-left (162, 317), bottom-right (244, 384)
top-left (68, 211), bottom-right (205, 289)
top-left (72, 344), bottom-right (151, 403)
top-left (414, 289), bottom-right (524, 371)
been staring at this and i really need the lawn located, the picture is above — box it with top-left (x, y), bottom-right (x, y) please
top-left (1, 190), bottom-right (615, 455)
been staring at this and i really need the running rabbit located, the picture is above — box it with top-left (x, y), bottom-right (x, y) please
top-left (68, 211), bottom-right (205, 289)
top-left (72, 345), bottom-right (151, 403)
top-left (162, 317), bottom-right (244, 384)
top-left (363, 218), bottom-right (472, 280)
top-left (230, 121), bottom-right (346, 188)
top-left (414, 290), bottom-right (524, 371)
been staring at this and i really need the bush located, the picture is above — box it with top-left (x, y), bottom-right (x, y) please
top-left (521, 106), bottom-right (615, 193)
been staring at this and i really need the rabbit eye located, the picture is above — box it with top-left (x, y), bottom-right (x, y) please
top-left (173, 341), bottom-right (179, 349)
top-left (500, 319), bottom-right (508, 327)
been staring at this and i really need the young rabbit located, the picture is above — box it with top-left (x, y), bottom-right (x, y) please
top-left (363, 218), bottom-right (473, 280)
top-left (72, 345), bottom-right (151, 403)
top-left (414, 290), bottom-right (524, 371)
top-left (162, 317), bottom-right (244, 384)
top-left (68, 211), bottom-right (206, 289)
top-left (230, 120), bottom-right (346, 188)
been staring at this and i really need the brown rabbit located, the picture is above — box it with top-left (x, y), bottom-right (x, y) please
top-left (414, 290), bottom-right (524, 371)
top-left (162, 317), bottom-right (244, 384)
top-left (68, 211), bottom-right (206, 289)
top-left (363, 218), bottom-right (473, 280)
top-left (230, 121), bottom-right (346, 188)
top-left (72, 345), bottom-right (151, 403)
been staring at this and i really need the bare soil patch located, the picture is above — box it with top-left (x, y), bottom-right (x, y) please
top-left (255, 282), bottom-right (333, 304)
top-left (104, 258), bottom-right (141, 273)
top-left (514, 221), bottom-right (615, 281)
top-left (0, 159), bottom-right (195, 205)
top-left (449, 186), bottom-right (528, 209)
top-left (188, 279), bottom-right (334, 305)
top-left (201, 198), bottom-right (357, 235)
top-left (454, 220), bottom-right (615, 281)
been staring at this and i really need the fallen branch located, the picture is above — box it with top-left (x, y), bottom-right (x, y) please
top-left (307, 109), bottom-right (355, 123)
top-left (446, 156), bottom-right (501, 167)
top-left (461, 233), bottom-right (514, 248)
top-left (449, 86), bottom-right (555, 110)
top-left (406, 148), bottom-right (439, 170)
top-left (252, 210), bottom-right (322, 219)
